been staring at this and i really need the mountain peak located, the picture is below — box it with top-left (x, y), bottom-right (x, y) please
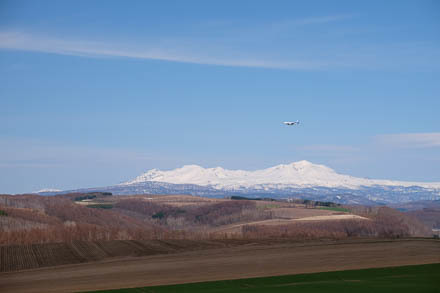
top-left (122, 161), bottom-right (440, 190)
top-left (269, 160), bottom-right (334, 173)
top-left (124, 160), bottom-right (348, 188)
top-left (179, 164), bottom-right (204, 170)
top-left (292, 160), bottom-right (313, 166)
top-left (270, 160), bottom-right (313, 169)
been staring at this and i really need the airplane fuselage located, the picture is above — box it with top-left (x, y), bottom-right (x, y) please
top-left (283, 120), bottom-right (299, 126)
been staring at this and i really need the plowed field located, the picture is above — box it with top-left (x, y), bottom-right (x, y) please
top-left (0, 239), bottom-right (439, 293)
top-left (0, 239), bottom-right (249, 272)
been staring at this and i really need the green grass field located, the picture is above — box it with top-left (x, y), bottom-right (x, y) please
top-left (318, 206), bottom-right (350, 212)
top-left (87, 263), bottom-right (440, 293)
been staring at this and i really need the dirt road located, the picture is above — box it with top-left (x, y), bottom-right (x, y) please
top-left (1, 239), bottom-right (439, 293)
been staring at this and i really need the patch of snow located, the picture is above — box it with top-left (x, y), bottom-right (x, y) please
top-left (35, 188), bottom-right (62, 193)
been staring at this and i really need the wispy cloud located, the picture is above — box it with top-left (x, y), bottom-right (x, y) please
top-left (0, 138), bottom-right (169, 169)
top-left (1, 11), bottom-right (438, 71)
top-left (0, 31), bottom-right (327, 70)
top-left (290, 14), bottom-right (355, 26)
top-left (0, 162), bottom-right (60, 168)
top-left (375, 133), bottom-right (440, 148)
top-left (297, 144), bottom-right (360, 152)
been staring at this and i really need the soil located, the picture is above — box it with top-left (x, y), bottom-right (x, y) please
top-left (269, 207), bottom-right (336, 219)
top-left (0, 238), bottom-right (439, 293)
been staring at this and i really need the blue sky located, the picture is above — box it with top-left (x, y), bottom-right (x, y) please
top-left (1, 0), bottom-right (439, 193)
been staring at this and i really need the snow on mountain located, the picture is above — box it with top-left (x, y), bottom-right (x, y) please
top-left (34, 188), bottom-right (62, 193)
top-left (122, 160), bottom-right (440, 190)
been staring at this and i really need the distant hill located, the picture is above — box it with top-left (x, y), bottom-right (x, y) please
top-left (0, 193), bottom-right (430, 246)
top-left (38, 161), bottom-right (440, 205)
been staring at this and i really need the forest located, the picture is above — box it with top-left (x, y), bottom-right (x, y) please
top-left (0, 192), bottom-right (432, 245)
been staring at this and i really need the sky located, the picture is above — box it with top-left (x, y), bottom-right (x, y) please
top-left (1, 0), bottom-right (439, 193)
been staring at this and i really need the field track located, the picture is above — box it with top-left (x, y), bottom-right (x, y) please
top-left (0, 238), bottom-right (439, 293)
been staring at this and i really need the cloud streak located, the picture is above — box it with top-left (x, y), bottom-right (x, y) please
top-left (0, 138), bottom-right (169, 168)
top-left (376, 133), bottom-right (440, 149)
top-left (298, 133), bottom-right (440, 153)
top-left (1, 12), bottom-right (438, 72)
top-left (297, 144), bottom-right (360, 152)
top-left (0, 31), bottom-right (327, 70)
top-left (290, 14), bottom-right (355, 26)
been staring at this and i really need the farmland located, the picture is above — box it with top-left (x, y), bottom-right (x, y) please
top-left (0, 192), bottom-right (438, 292)
top-left (0, 242), bottom-right (82, 272)
top-left (86, 263), bottom-right (440, 293)
top-left (0, 238), bottom-right (439, 293)
top-left (0, 239), bottom-right (256, 272)
top-left (0, 193), bottom-right (439, 292)
top-left (318, 206), bottom-right (350, 212)
top-left (0, 192), bottom-right (431, 246)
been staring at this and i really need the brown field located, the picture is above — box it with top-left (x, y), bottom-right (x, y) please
top-left (211, 206), bottom-right (363, 233)
top-left (293, 214), bottom-right (368, 221)
top-left (118, 194), bottom-right (227, 207)
top-left (0, 239), bottom-right (249, 272)
top-left (269, 207), bottom-right (336, 218)
top-left (0, 193), bottom-right (436, 292)
top-left (213, 215), bottom-right (369, 234)
top-left (0, 238), bottom-right (439, 293)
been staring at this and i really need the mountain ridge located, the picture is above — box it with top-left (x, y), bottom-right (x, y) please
top-left (122, 160), bottom-right (440, 190)
top-left (37, 161), bottom-right (440, 205)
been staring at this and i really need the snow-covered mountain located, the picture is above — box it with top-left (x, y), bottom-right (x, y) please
top-left (39, 161), bottom-right (440, 205)
top-left (123, 160), bottom-right (440, 191)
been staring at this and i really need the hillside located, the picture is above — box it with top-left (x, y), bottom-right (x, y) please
top-left (0, 192), bottom-right (431, 246)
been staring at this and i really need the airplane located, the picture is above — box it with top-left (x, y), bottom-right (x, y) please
top-left (283, 120), bottom-right (300, 126)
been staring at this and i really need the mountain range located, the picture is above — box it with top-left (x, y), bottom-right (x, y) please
top-left (38, 160), bottom-right (440, 205)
